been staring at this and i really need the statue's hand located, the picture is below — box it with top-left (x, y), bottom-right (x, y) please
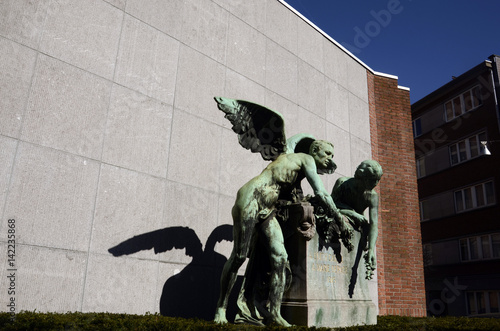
top-left (331, 208), bottom-right (342, 222)
top-left (363, 249), bottom-right (376, 280)
top-left (349, 212), bottom-right (368, 227)
top-left (315, 193), bottom-right (338, 217)
top-left (364, 249), bottom-right (376, 268)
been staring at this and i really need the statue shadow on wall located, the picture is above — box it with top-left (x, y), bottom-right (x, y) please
top-left (317, 222), bottom-right (367, 298)
top-left (348, 234), bottom-right (368, 298)
top-left (108, 225), bottom-right (241, 321)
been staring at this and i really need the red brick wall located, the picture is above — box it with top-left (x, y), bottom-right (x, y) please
top-left (367, 72), bottom-right (427, 316)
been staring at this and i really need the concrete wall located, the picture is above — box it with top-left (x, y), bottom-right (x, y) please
top-left (0, 0), bottom-right (375, 318)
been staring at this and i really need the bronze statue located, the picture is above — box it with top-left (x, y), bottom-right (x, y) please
top-left (213, 97), bottom-right (342, 326)
top-left (331, 160), bottom-right (383, 280)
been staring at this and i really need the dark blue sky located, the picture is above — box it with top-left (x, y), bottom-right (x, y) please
top-left (283, 0), bottom-right (500, 103)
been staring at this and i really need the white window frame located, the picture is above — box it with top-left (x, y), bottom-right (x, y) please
top-left (449, 131), bottom-right (487, 165)
top-left (419, 199), bottom-right (430, 221)
top-left (466, 291), bottom-right (500, 315)
top-left (459, 233), bottom-right (500, 262)
top-left (416, 157), bottom-right (425, 178)
top-left (444, 85), bottom-right (482, 122)
top-left (454, 180), bottom-right (495, 213)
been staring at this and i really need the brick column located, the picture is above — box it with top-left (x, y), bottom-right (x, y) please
top-left (367, 72), bottom-right (427, 316)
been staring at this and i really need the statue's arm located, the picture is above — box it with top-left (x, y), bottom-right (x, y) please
top-left (362, 194), bottom-right (379, 277)
top-left (340, 209), bottom-right (366, 223)
top-left (302, 156), bottom-right (340, 218)
top-left (330, 177), bottom-right (344, 200)
top-left (331, 177), bottom-right (366, 223)
top-left (367, 192), bottom-right (379, 252)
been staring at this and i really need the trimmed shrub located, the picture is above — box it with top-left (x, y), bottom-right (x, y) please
top-left (0, 312), bottom-right (499, 330)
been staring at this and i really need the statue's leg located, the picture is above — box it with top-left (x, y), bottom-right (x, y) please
top-left (260, 216), bottom-right (291, 327)
top-left (214, 204), bottom-right (257, 324)
top-left (234, 240), bottom-right (265, 326)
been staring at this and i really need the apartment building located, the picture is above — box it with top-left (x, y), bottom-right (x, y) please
top-left (412, 55), bottom-right (500, 317)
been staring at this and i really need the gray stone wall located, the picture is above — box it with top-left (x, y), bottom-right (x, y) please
top-left (0, 0), bottom-right (373, 317)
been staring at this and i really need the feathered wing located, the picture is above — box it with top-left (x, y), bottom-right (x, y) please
top-left (286, 133), bottom-right (316, 154)
top-left (214, 97), bottom-right (287, 161)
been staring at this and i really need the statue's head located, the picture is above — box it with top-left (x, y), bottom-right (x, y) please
top-left (310, 140), bottom-right (337, 174)
top-left (354, 160), bottom-right (383, 190)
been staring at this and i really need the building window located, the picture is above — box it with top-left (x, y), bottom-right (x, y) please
top-left (413, 118), bottom-right (422, 137)
top-left (454, 180), bottom-right (495, 213)
top-left (420, 200), bottom-right (430, 221)
top-left (445, 86), bottom-right (482, 121)
top-left (416, 157), bottom-right (426, 178)
top-left (423, 243), bottom-right (433, 266)
top-left (467, 291), bottom-right (500, 315)
top-left (460, 233), bottom-right (500, 261)
top-left (449, 132), bottom-right (487, 165)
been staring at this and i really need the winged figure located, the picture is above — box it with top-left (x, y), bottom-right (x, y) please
top-left (215, 97), bottom-right (287, 161)
top-left (213, 97), bottom-right (344, 326)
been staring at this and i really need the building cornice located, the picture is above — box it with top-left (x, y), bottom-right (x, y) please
top-left (279, 0), bottom-right (408, 91)
top-left (411, 61), bottom-right (492, 111)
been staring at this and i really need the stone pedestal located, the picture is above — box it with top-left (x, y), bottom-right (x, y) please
top-left (281, 227), bottom-right (377, 327)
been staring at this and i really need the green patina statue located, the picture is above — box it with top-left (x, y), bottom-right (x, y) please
top-left (331, 160), bottom-right (383, 280)
top-left (212, 97), bottom-right (382, 326)
top-left (213, 97), bottom-right (343, 326)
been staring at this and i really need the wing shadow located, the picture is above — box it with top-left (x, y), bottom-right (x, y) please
top-left (108, 224), bottom-right (240, 320)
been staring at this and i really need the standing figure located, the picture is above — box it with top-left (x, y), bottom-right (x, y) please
top-left (213, 97), bottom-right (341, 326)
top-left (330, 160), bottom-right (383, 279)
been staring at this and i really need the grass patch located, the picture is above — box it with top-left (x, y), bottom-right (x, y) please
top-left (0, 312), bottom-right (499, 330)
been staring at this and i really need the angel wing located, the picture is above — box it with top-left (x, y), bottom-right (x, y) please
top-left (286, 133), bottom-right (316, 154)
top-left (215, 97), bottom-right (287, 161)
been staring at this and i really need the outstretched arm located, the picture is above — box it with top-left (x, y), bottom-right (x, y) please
top-left (302, 156), bottom-right (340, 219)
top-left (331, 177), bottom-right (367, 226)
top-left (365, 192), bottom-right (379, 270)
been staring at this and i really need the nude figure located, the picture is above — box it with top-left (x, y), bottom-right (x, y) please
top-left (214, 140), bottom-right (341, 326)
top-left (331, 160), bottom-right (383, 279)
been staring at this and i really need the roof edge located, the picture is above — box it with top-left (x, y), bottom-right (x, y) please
top-left (278, 0), bottom-right (399, 81)
top-left (411, 60), bottom-right (492, 109)
top-left (373, 71), bottom-right (398, 80)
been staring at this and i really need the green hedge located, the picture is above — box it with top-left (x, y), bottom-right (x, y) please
top-left (0, 312), bottom-right (499, 330)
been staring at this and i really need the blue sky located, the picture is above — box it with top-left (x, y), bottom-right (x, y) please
top-left (283, 0), bottom-right (500, 103)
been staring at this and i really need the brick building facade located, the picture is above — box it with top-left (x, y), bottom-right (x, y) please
top-left (368, 73), bottom-right (427, 316)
